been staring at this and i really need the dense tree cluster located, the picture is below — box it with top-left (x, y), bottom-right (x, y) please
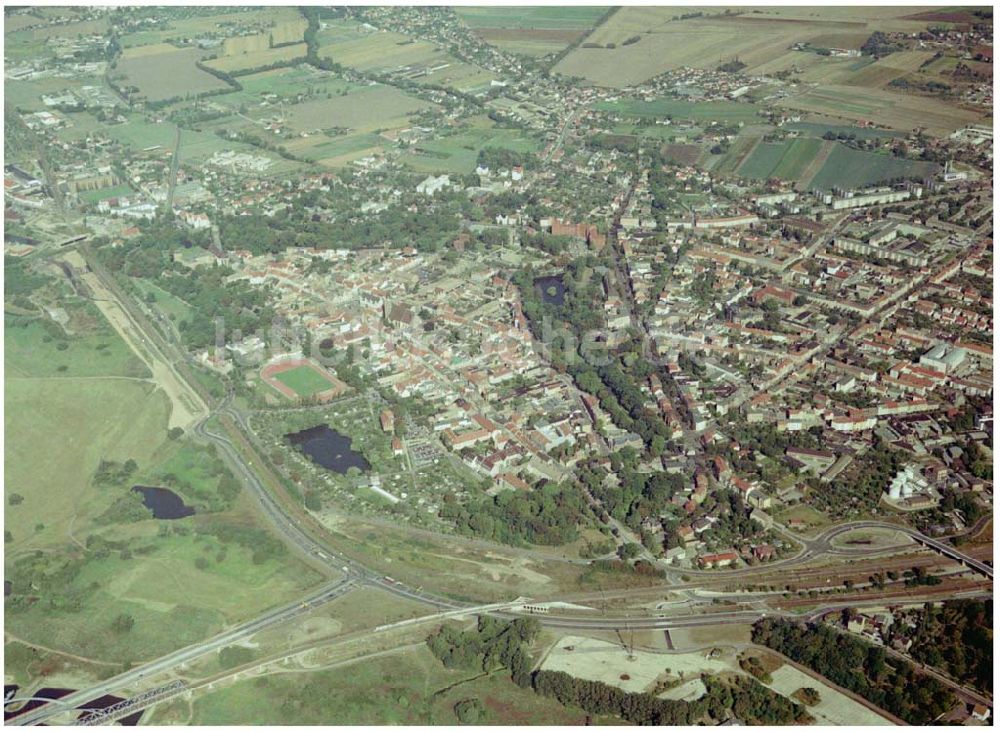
top-left (752, 618), bottom-right (955, 724)
top-left (477, 146), bottom-right (535, 172)
top-left (533, 669), bottom-right (806, 725)
top-left (811, 437), bottom-right (902, 517)
top-left (906, 599), bottom-right (992, 694)
top-left (439, 481), bottom-right (586, 546)
top-left (427, 616), bottom-right (539, 688)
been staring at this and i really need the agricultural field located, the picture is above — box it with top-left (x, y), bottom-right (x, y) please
top-left (710, 133), bottom-right (759, 174)
top-left (737, 137), bottom-right (823, 184)
top-left (315, 19), bottom-right (496, 92)
top-left (184, 642), bottom-right (601, 725)
top-left (596, 97), bottom-right (763, 125)
top-left (785, 121), bottom-right (906, 140)
top-left (841, 50), bottom-right (938, 88)
top-left (806, 143), bottom-right (939, 191)
top-left (219, 66), bottom-right (362, 106)
top-left (553, 6), bottom-right (956, 87)
top-left (114, 44), bottom-right (230, 102)
top-left (203, 43), bottom-right (308, 74)
top-left (456, 7), bottom-right (610, 57)
top-left (117, 7), bottom-right (305, 49)
top-left (400, 123), bottom-right (541, 174)
top-left (281, 85), bottom-right (432, 133)
top-left (775, 84), bottom-right (988, 136)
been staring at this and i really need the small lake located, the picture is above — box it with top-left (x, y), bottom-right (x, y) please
top-left (286, 424), bottom-right (370, 474)
top-left (534, 275), bottom-right (566, 306)
top-left (132, 486), bottom-right (195, 520)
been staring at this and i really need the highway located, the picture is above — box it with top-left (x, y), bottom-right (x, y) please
top-left (8, 579), bottom-right (356, 726)
top-left (18, 250), bottom-right (989, 725)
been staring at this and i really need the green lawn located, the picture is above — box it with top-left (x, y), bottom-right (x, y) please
top-left (274, 364), bottom-right (337, 397)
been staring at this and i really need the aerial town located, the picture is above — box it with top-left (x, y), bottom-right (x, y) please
top-left (4, 4), bottom-right (993, 727)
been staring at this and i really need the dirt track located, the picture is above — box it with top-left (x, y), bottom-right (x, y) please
top-left (62, 251), bottom-right (207, 431)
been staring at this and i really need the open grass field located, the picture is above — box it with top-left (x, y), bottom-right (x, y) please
top-left (4, 378), bottom-right (169, 553)
top-left (737, 137), bottom-right (822, 183)
top-left (204, 43), bottom-right (308, 74)
top-left (806, 143), bottom-right (938, 191)
top-left (5, 299), bottom-right (324, 680)
top-left (188, 642), bottom-right (603, 725)
top-left (5, 511), bottom-right (321, 667)
top-left (116, 45), bottom-right (230, 102)
top-left (5, 308), bottom-right (149, 380)
top-left (400, 124), bottom-right (541, 174)
top-left (775, 84), bottom-right (988, 136)
top-left (596, 97), bottom-right (762, 124)
top-left (105, 117), bottom-right (289, 171)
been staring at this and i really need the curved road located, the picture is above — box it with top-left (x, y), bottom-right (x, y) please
top-left (16, 255), bottom-right (990, 724)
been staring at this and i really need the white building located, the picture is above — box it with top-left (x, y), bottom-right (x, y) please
top-left (416, 175), bottom-right (451, 196)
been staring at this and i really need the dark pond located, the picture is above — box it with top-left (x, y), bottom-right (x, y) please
top-left (4, 580), bottom-right (10, 597)
top-left (534, 275), bottom-right (566, 306)
top-left (286, 424), bottom-right (370, 474)
top-left (132, 486), bottom-right (195, 520)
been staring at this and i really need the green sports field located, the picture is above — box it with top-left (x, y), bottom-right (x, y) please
top-left (274, 364), bottom-right (338, 397)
